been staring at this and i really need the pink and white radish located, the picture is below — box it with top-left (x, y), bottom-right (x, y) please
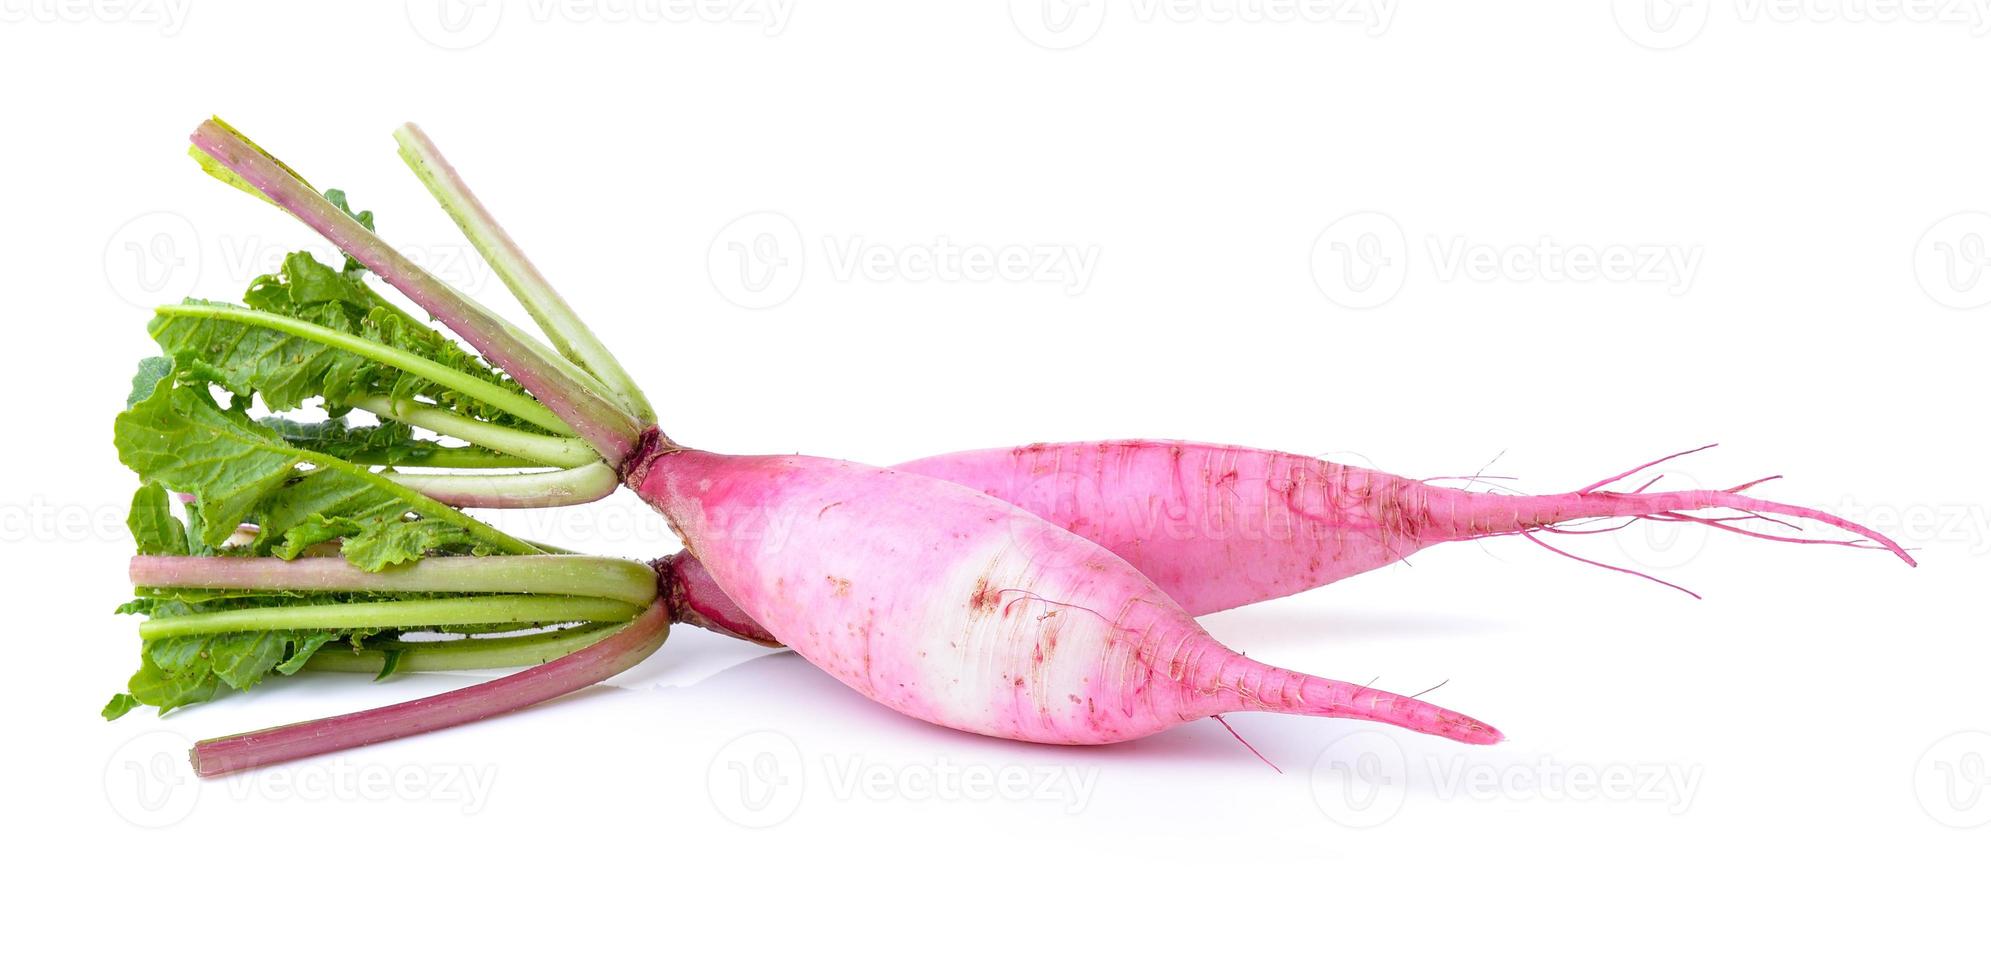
top-left (165, 119), bottom-right (1907, 773)
top-left (632, 450), bottom-right (1499, 745)
top-left (659, 439), bottom-right (1913, 644)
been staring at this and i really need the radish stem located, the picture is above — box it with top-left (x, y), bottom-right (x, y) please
top-left (385, 462), bottom-right (619, 508)
top-left (129, 554), bottom-right (658, 606)
top-left (188, 119), bottom-right (644, 464)
top-left (347, 395), bottom-right (594, 466)
top-left (136, 595), bottom-right (639, 639)
top-left (395, 123), bottom-right (655, 424)
top-left (304, 622), bottom-right (626, 673)
top-left (191, 599), bottom-right (671, 776)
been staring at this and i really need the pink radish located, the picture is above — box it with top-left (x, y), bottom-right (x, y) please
top-left (630, 450), bottom-right (1500, 745)
top-left (164, 119), bottom-right (1907, 771)
top-left (657, 439), bottom-right (1914, 644)
top-left (180, 119), bottom-right (1500, 767)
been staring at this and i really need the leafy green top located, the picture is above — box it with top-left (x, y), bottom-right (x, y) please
top-left (150, 250), bottom-right (546, 430)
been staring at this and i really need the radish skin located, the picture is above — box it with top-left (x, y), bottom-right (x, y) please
top-left (658, 440), bottom-right (1915, 643)
top-left (631, 449), bottom-right (1500, 746)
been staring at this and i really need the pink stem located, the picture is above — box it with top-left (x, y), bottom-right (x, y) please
top-left (191, 600), bottom-right (670, 777)
top-left (187, 119), bottom-right (640, 464)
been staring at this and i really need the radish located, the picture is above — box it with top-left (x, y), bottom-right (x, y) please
top-left (658, 439), bottom-right (1913, 644)
top-left (146, 118), bottom-right (1498, 772)
top-left (116, 119), bottom-right (1907, 775)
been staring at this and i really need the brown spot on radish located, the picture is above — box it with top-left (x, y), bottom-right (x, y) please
top-left (827, 575), bottom-right (851, 597)
top-left (969, 576), bottom-right (1000, 614)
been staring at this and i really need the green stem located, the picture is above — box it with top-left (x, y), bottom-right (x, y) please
top-left (394, 123), bottom-right (655, 423)
top-left (385, 462), bottom-right (619, 509)
top-left (137, 595), bottom-right (639, 639)
top-left (192, 601), bottom-right (671, 776)
top-left (339, 445), bottom-right (526, 469)
top-left (348, 395), bottom-right (594, 467)
top-left (129, 554), bottom-right (658, 606)
top-left (154, 304), bottom-right (572, 437)
top-left (189, 119), bottom-right (644, 463)
top-left (305, 623), bottom-right (624, 673)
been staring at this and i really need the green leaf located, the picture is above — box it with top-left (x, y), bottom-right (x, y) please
top-left (101, 693), bottom-right (140, 721)
top-left (126, 356), bottom-right (175, 409)
top-left (125, 655), bottom-right (221, 717)
top-left (147, 251), bottom-right (543, 428)
top-left (323, 189), bottom-right (376, 273)
top-left (342, 519), bottom-right (488, 571)
top-left (256, 415), bottom-right (515, 468)
top-left (115, 379), bottom-right (298, 540)
top-left (113, 378), bottom-right (532, 568)
top-left (141, 250), bottom-right (545, 426)
top-left (127, 483), bottom-right (188, 556)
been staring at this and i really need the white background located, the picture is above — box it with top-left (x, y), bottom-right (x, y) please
top-left (4, 2), bottom-right (1986, 975)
